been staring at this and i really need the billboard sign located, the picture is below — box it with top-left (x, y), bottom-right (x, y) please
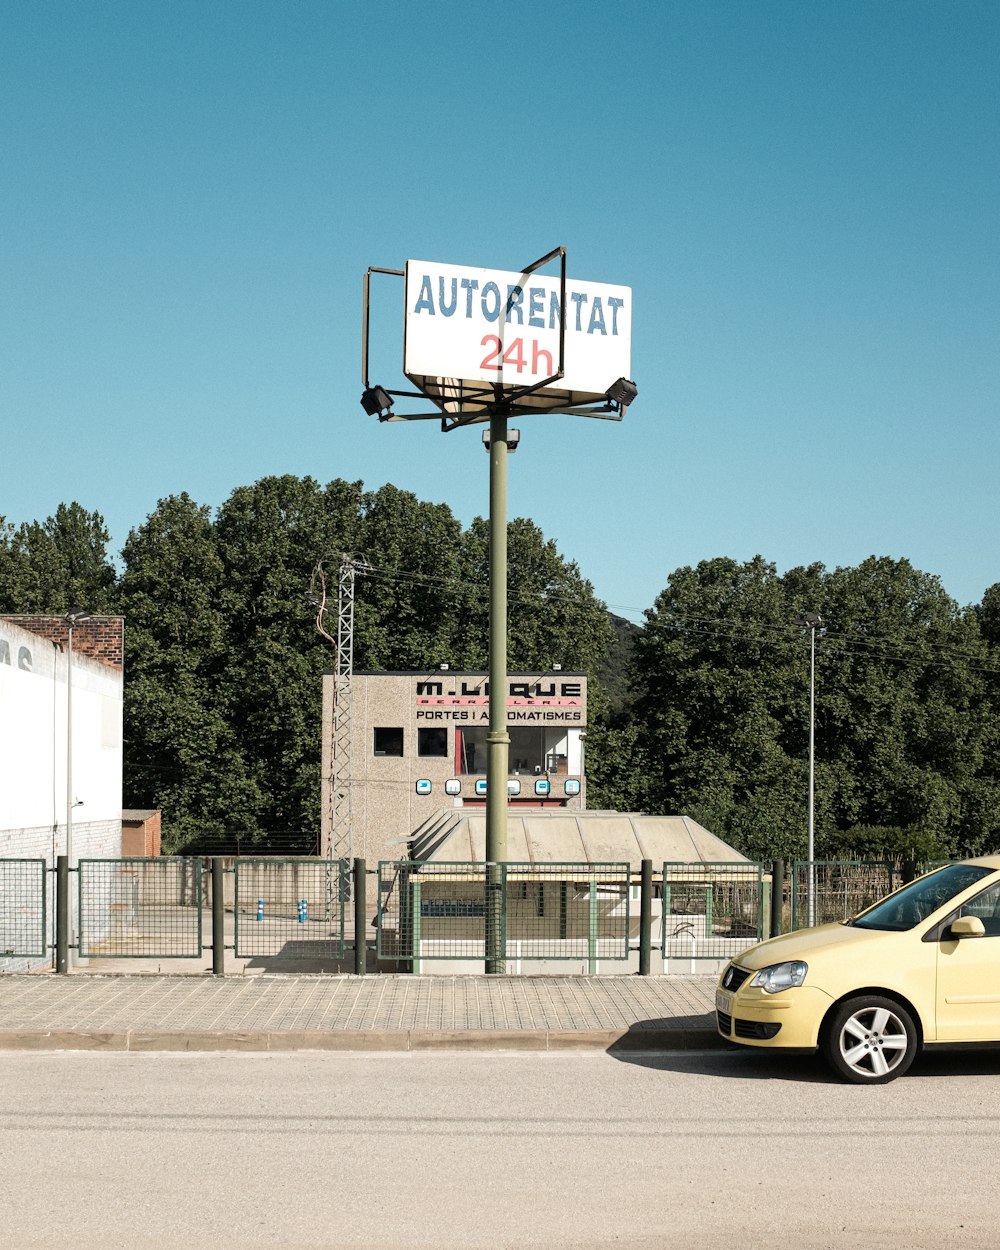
top-left (404, 259), bottom-right (631, 414)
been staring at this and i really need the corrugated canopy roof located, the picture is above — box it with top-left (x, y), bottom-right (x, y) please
top-left (408, 810), bottom-right (749, 868)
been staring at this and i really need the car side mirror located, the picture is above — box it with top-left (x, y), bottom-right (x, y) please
top-left (948, 915), bottom-right (986, 939)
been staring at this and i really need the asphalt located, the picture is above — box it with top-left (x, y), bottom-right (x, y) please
top-left (0, 972), bottom-right (722, 1053)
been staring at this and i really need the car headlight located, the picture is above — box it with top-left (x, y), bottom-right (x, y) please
top-left (750, 961), bottom-right (808, 994)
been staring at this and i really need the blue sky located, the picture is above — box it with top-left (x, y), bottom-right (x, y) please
top-left (2, 1), bottom-right (997, 623)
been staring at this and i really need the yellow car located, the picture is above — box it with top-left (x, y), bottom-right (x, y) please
top-left (716, 856), bottom-right (1000, 1083)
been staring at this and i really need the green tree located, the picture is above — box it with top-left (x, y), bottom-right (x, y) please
top-left (630, 556), bottom-right (806, 859)
top-left (0, 517), bottom-right (32, 611)
top-left (0, 502), bottom-right (116, 613)
top-left (816, 558), bottom-right (992, 855)
top-left (213, 475), bottom-right (365, 840)
top-left (449, 516), bottom-right (613, 676)
top-left (623, 554), bottom-right (999, 862)
top-left (354, 484), bottom-right (465, 670)
top-left (117, 493), bottom-right (260, 850)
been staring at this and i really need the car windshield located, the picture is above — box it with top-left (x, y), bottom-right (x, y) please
top-left (851, 863), bottom-right (994, 931)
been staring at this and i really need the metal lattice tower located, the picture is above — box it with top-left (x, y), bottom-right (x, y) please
top-left (330, 554), bottom-right (357, 862)
top-left (312, 554), bottom-right (367, 862)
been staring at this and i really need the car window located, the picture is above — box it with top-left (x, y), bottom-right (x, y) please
top-left (852, 864), bottom-right (994, 931)
top-left (956, 882), bottom-right (1000, 936)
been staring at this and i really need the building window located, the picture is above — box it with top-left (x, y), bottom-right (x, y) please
top-left (373, 727), bottom-right (404, 757)
top-left (418, 727), bottom-right (449, 757)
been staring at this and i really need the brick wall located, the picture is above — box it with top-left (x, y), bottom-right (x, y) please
top-left (122, 811), bottom-right (162, 857)
top-left (0, 616), bottom-right (124, 671)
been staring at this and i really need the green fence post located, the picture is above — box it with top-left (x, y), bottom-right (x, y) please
top-left (588, 879), bottom-right (598, 975)
top-left (770, 860), bottom-right (784, 937)
top-left (411, 878), bottom-right (421, 974)
top-left (211, 858), bottom-right (225, 976)
top-left (55, 855), bottom-right (69, 974)
top-left (398, 866), bottom-right (410, 968)
top-left (558, 881), bottom-right (567, 939)
top-left (499, 863), bottom-right (508, 964)
top-left (704, 885), bottom-right (713, 937)
top-left (638, 859), bottom-right (652, 976)
top-left (353, 858), bottom-right (366, 975)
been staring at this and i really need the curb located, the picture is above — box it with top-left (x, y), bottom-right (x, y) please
top-left (0, 1026), bottom-right (727, 1054)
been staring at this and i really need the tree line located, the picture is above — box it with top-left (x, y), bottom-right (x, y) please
top-left (3, 482), bottom-right (998, 863)
top-left (0, 479), bottom-right (611, 851)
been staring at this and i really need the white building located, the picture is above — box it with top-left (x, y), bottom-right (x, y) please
top-left (0, 615), bottom-right (124, 968)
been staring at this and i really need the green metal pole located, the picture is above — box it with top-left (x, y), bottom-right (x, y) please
top-left (770, 859), bottom-right (784, 938)
top-left (485, 411), bottom-right (510, 974)
top-left (354, 858), bottom-right (366, 975)
top-left (638, 858), bottom-right (652, 976)
top-left (55, 855), bottom-right (69, 974)
top-left (211, 857), bottom-right (225, 976)
top-left (587, 879), bottom-right (598, 975)
top-left (411, 878), bottom-right (422, 974)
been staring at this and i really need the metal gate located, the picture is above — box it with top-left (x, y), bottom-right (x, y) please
top-left (78, 858), bottom-right (203, 958)
top-left (661, 862), bottom-right (765, 962)
top-left (0, 859), bottom-right (47, 958)
top-left (234, 858), bottom-right (347, 960)
top-left (377, 861), bottom-right (631, 964)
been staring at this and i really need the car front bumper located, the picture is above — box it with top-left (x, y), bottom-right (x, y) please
top-left (715, 981), bottom-right (833, 1049)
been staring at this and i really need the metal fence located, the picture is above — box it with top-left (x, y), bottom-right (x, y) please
top-left (0, 853), bottom-right (956, 973)
top-left (790, 859), bottom-right (895, 929)
top-left (233, 858), bottom-right (347, 960)
top-left (78, 858), bottom-right (203, 958)
top-left (0, 859), bottom-right (47, 958)
top-left (377, 861), bottom-right (631, 965)
top-left (661, 862), bottom-right (765, 963)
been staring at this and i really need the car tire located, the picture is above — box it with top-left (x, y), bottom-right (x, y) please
top-left (821, 995), bottom-right (919, 1084)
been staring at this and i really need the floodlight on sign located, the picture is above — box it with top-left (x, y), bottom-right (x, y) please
top-left (605, 377), bottom-right (638, 412)
top-left (482, 428), bottom-right (520, 452)
top-left (361, 385), bottom-right (395, 419)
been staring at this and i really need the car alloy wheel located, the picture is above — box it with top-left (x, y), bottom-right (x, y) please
top-left (822, 995), bottom-right (918, 1084)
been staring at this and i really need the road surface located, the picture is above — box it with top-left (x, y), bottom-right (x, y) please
top-left (1, 1046), bottom-right (998, 1249)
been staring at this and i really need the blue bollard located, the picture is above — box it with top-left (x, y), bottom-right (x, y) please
top-left (256, 898), bottom-right (264, 922)
top-left (298, 899), bottom-right (308, 924)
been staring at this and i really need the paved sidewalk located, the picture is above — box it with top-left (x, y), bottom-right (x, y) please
top-left (0, 973), bottom-right (721, 1052)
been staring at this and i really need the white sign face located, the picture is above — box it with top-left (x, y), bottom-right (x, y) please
top-left (404, 259), bottom-right (631, 407)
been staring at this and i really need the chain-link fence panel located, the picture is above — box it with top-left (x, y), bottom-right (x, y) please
top-left (0, 859), bottom-right (47, 958)
top-left (377, 861), bottom-right (631, 963)
top-left (791, 860), bottom-right (895, 929)
top-left (378, 862), bottom-right (487, 961)
top-left (78, 858), bottom-right (203, 958)
top-left (661, 862), bottom-right (765, 963)
top-left (233, 858), bottom-right (346, 959)
top-left (503, 863), bottom-right (631, 961)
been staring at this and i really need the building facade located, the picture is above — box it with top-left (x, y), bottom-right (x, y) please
top-left (0, 616), bottom-right (124, 969)
top-left (321, 670), bottom-right (587, 863)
